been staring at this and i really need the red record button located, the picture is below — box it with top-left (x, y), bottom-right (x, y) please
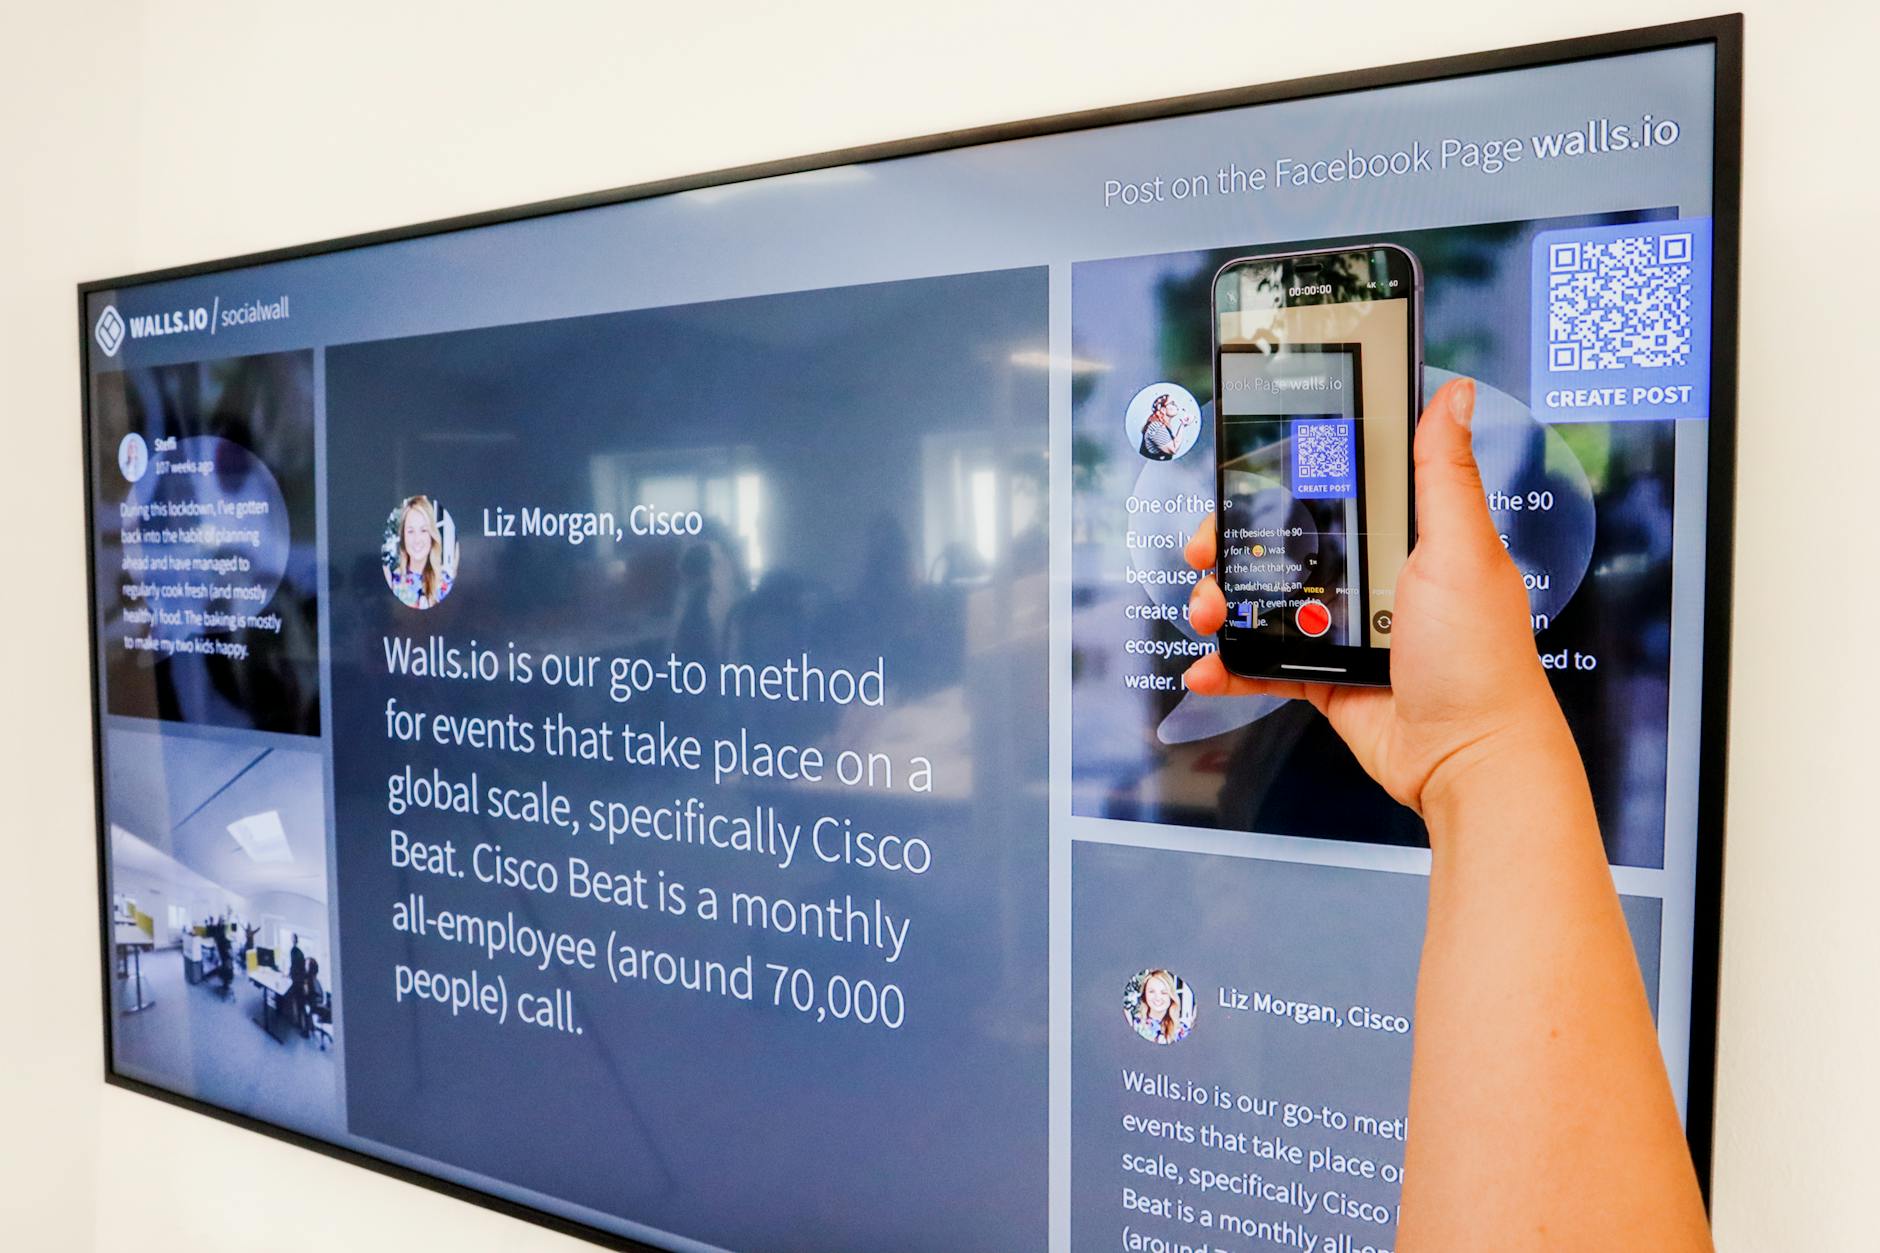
top-left (1295, 600), bottom-right (1332, 637)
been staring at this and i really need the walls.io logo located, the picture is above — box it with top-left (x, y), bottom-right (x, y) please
top-left (94, 305), bottom-right (125, 358)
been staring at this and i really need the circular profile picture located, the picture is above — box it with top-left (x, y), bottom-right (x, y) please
top-left (118, 432), bottom-right (149, 483)
top-left (1124, 967), bottom-right (1197, 1045)
top-left (382, 495), bottom-right (459, 610)
top-left (1126, 382), bottom-right (1201, 462)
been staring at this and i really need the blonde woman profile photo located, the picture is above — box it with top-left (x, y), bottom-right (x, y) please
top-left (382, 494), bottom-right (458, 609)
top-left (1126, 968), bottom-right (1194, 1045)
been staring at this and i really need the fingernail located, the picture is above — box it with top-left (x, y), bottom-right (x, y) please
top-left (1448, 378), bottom-right (1476, 429)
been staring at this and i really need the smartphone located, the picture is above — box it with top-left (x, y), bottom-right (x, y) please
top-left (1210, 245), bottom-right (1423, 687)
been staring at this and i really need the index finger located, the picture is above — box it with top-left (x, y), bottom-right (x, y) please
top-left (1184, 514), bottom-right (1215, 573)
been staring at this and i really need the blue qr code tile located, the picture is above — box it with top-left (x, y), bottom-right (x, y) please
top-left (1291, 418), bottom-right (1356, 498)
top-left (1529, 218), bottom-right (1711, 423)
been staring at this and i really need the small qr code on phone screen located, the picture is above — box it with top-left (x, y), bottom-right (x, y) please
top-left (1296, 422), bottom-right (1351, 478)
top-left (1290, 417), bottom-right (1357, 498)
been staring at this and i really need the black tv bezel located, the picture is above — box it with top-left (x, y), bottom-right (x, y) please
top-left (78, 15), bottom-right (1742, 1249)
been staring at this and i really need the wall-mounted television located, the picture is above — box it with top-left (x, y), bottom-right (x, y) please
top-left (82, 16), bottom-right (1739, 1251)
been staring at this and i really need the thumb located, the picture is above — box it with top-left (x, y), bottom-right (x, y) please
top-left (1412, 377), bottom-right (1499, 557)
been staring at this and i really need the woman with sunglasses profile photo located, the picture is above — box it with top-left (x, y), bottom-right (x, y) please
top-left (383, 494), bottom-right (458, 610)
top-left (1125, 968), bottom-right (1195, 1045)
top-left (1128, 383), bottom-right (1201, 462)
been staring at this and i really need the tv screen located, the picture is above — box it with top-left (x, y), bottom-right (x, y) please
top-left (84, 19), bottom-right (1738, 1252)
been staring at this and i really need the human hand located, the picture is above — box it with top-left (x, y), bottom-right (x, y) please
top-left (1182, 377), bottom-right (1572, 816)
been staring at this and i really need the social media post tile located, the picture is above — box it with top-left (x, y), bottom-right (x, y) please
top-left (318, 269), bottom-right (1052, 1253)
top-left (1070, 842), bottom-right (1664, 1253)
top-left (1069, 211), bottom-right (1697, 866)
top-left (90, 350), bottom-right (321, 736)
top-left (104, 724), bottom-right (341, 1139)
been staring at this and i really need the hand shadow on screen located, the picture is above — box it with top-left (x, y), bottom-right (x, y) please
top-left (1216, 702), bottom-right (1427, 847)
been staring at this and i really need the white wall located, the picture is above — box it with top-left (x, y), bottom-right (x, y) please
top-left (2, 2), bottom-right (1874, 1248)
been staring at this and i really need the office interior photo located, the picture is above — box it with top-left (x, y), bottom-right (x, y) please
top-left (104, 729), bottom-right (341, 1140)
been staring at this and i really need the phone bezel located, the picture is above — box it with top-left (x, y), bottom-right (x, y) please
top-left (1211, 244), bottom-right (1424, 686)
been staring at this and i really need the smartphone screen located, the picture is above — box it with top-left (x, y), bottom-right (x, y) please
top-left (1213, 246), bottom-right (1420, 682)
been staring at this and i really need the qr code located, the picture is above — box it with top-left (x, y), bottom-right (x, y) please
top-left (1296, 422), bottom-right (1351, 478)
top-left (1546, 231), bottom-right (1694, 372)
